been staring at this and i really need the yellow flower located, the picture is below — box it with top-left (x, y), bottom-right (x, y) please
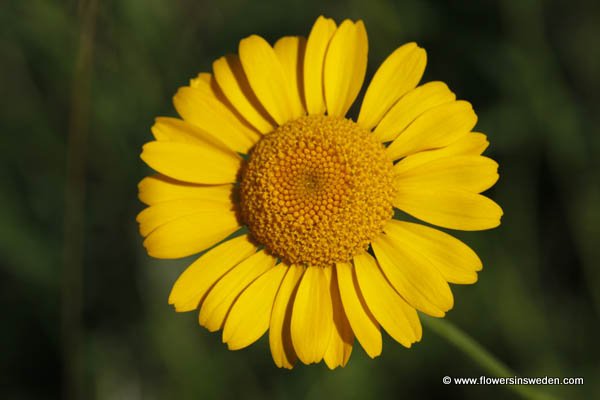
top-left (137, 15), bottom-right (502, 369)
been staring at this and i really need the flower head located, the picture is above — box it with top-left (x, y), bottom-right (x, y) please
top-left (138, 15), bottom-right (502, 369)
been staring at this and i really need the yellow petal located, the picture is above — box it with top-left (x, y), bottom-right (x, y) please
top-left (168, 235), bottom-right (257, 312)
top-left (394, 187), bottom-right (503, 231)
top-left (273, 36), bottom-right (306, 118)
top-left (223, 264), bottom-right (288, 350)
top-left (291, 266), bottom-right (333, 364)
top-left (336, 262), bottom-right (382, 358)
top-left (212, 55), bottom-right (276, 133)
top-left (323, 20), bottom-right (368, 117)
top-left (303, 16), bottom-right (337, 114)
top-left (141, 118), bottom-right (241, 184)
top-left (142, 209), bottom-right (240, 259)
top-left (141, 140), bottom-right (241, 184)
top-left (198, 250), bottom-right (276, 332)
top-left (150, 117), bottom-right (214, 145)
top-left (394, 155), bottom-right (499, 193)
top-left (446, 132), bottom-right (489, 155)
top-left (138, 175), bottom-right (231, 206)
top-left (389, 132), bottom-right (489, 170)
top-left (189, 72), bottom-right (211, 87)
top-left (372, 232), bottom-right (454, 317)
top-left (239, 35), bottom-right (295, 125)
top-left (137, 192), bottom-right (233, 237)
top-left (373, 81), bottom-right (456, 142)
top-left (173, 78), bottom-right (260, 153)
top-left (386, 100), bottom-right (477, 160)
top-left (353, 252), bottom-right (421, 346)
top-left (269, 264), bottom-right (304, 369)
top-left (384, 221), bottom-right (482, 284)
top-left (323, 266), bottom-right (354, 369)
top-left (358, 43), bottom-right (427, 130)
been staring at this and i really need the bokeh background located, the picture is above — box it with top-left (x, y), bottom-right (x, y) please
top-left (1, 0), bottom-right (599, 399)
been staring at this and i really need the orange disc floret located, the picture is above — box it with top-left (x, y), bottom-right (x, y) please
top-left (240, 115), bottom-right (396, 267)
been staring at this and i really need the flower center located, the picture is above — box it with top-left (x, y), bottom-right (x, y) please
top-left (240, 115), bottom-right (396, 267)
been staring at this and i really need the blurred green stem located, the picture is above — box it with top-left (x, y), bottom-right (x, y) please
top-left (62, 0), bottom-right (97, 399)
top-left (422, 316), bottom-right (556, 400)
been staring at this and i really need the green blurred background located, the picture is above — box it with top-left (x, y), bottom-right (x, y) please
top-left (1, 0), bottom-right (598, 399)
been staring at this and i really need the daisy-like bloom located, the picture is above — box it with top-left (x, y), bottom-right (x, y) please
top-left (137, 16), bottom-right (502, 369)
